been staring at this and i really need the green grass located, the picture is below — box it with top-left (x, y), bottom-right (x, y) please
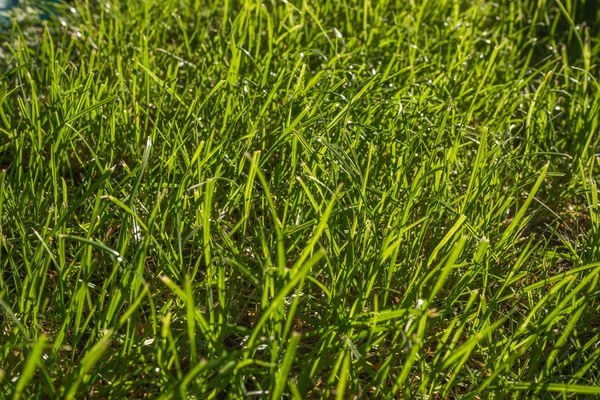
top-left (0, 0), bottom-right (599, 397)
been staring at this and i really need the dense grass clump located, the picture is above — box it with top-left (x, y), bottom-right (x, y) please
top-left (1, 0), bottom-right (600, 397)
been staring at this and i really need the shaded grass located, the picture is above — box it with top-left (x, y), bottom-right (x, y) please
top-left (0, 0), bottom-right (599, 398)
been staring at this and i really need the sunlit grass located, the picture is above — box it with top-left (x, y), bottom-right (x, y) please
top-left (0, 0), bottom-right (599, 397)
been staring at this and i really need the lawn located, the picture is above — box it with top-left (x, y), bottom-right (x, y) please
top-left (0, 0), bottom-right (599, 398)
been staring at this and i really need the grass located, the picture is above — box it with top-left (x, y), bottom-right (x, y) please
top-left (0, 0), bottom-right (599, 397)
